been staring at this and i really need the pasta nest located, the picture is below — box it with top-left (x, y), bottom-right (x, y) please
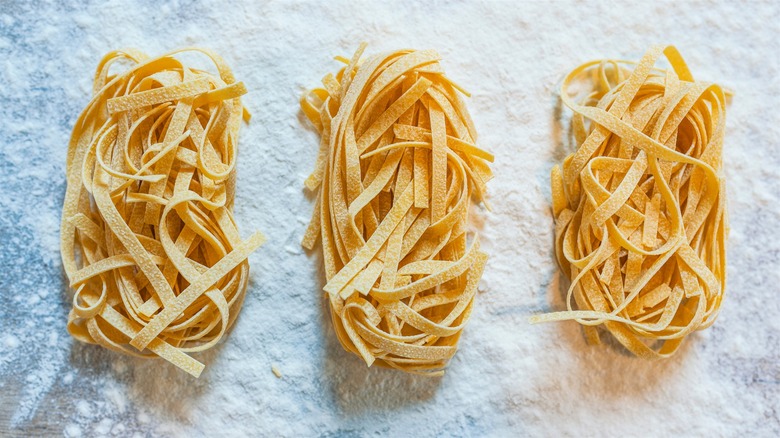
top-left (61, 48), bottom-right (264, 377)
top-left (301, 46), bottom-right (493, 375)
top-left (535, 46), bottom-right (728, 358)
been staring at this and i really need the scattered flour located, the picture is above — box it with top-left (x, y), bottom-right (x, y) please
top-left (1, 0), bottom-right (778, 436)
top-left (3, 335), bottom-right (19, 350)
top-left (63, 423), bottom-right (81, 438)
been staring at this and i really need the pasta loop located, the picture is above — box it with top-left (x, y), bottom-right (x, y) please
top-left (301, 45), bottom-right (493, 375)
top-left (532, 46), bottom-right (729, 358)
top-left (61, 48), bottom-right (264, 377)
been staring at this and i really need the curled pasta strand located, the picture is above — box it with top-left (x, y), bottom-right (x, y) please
top-left (301, 46), bottom-right (492, 376)
top-left (531, 46), bottom-right (728, 358)
top-left (61, 48), bottom-right (264, 377)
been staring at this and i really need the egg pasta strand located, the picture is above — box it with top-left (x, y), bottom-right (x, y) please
top-left (61, 48), bottom-right (264, 377)
top-left (531, 46), bottom-right (728, 358)
top-left (301, 46), bottom-right (492, 375)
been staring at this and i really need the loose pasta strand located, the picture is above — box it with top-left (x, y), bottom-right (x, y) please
top-left (532, 46), bottom-right (728, 358)
top-left (301, 46), bottom-right (493, 375)
top-left (61, 48), bottom-right (264, 377)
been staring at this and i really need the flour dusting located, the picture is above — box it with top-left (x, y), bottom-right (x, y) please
top-left (1, 0), bottom-right (778, 436)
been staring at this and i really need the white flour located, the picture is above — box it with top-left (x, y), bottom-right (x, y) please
top-left (1, 0), bottom-right (778, 436)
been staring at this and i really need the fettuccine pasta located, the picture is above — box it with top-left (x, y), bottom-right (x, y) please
top-left (61, 48), bottom-right (264, 377)
top-left (301, 45), bottom-right (492, 375)
top-left (531, 46), bottom-right (728, 358)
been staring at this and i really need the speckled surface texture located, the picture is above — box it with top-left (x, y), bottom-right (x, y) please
top-left (1, 0), bottom-right (778, 436)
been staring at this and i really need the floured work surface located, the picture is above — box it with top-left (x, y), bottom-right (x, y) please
top-left (1, 1), bottom-right (778, 436)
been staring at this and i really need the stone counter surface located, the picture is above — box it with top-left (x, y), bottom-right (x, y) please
top-left (1, 1), bottom-right (778, 436)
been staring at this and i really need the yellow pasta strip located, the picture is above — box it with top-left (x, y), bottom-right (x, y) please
top-left (301, 46), bottom-right (492, 375)
top-left (353, 259), bottom-right (385, 296)
top-left (67, 213), bottom-right (104, 244)
top-left (325, 184), bottom-right (414, 297)
top-left (107, 77), bottom-right (210, 114)
top-left (429, 101), bottom-right (447, 222)
top-left (69, 254), bottom-right (135, 287)
top-left (99, 304), bottom-right (205, 378)
top-left (356, 78), bottom-right (432, 151)
top-left (61, 48), bottom-right (263, 376)
top-left (131, 231), bottom-right (265, 350)
top-left (413, 144), bottom-right (430, 209)
top-left (391, 124), bottom-right (494, 162)
top-left (642, 193), bottom-right (661, 248)
top-left (531, 46), bottom-right (728, 358)
top-left (193, 81), bottom-right (248, 108)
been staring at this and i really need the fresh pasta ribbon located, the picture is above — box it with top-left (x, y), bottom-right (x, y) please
top-left (531, 46), bottom-right (729, 358)
top-left (301, 45), bottom-right (492, 375)
top-left (61, 48), bottom-right (264, 377)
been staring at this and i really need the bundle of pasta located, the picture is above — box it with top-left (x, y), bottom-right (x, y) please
top-left (532, 46), bottom-right (728, 358)
top-left (61, 49), bottom-right (264, 377)
top-left (300, 45), bottom-right (492, 375)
